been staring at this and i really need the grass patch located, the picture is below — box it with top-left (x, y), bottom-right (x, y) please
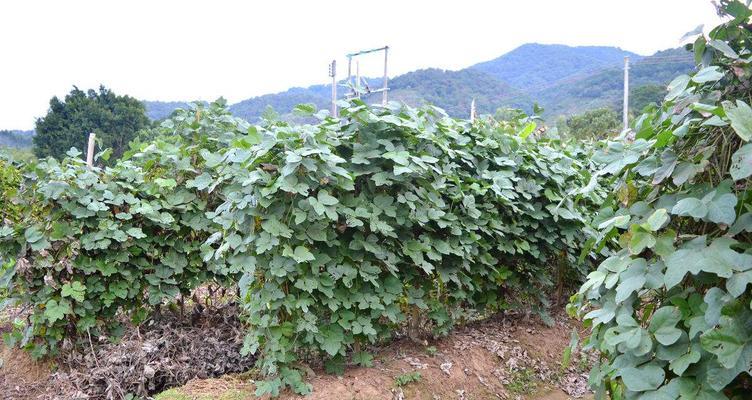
top-left (507, 367), bottom-right (538, 395)
top-left (394, 371), bottom-right (422, 387)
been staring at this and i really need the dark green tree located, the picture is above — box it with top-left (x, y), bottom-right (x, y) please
top-left (563, 107), bottom-right (620, 141)
top-left (630, 84), bottom-right (665, 113)
top-left (33, 86), bottom-right (149, 159)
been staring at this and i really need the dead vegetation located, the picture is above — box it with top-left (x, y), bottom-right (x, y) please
top-left (1, 303), bottom-right (254, 399)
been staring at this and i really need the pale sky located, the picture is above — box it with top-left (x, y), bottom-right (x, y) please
top-left (1, 0), bottom-right (722, 129)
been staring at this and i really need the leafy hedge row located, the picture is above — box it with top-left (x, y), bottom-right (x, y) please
top-left (0, 105), bottom-right (237, 357)
top-left (1, 101), bottom-right (600, 394)
top-left (200, 102), bottom-right (601, 394)
top-left (571, 2), bottom-right (752, 399)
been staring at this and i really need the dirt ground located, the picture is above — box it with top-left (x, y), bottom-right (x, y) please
top-left (0, 309), bottom-right (592, 400)
top-left (155, 312), bottom-right (593, 400)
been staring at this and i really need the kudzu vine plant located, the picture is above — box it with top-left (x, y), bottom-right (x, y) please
top-left (201, 101), bottom-right (601, 394)
top-left (1, 99), bottom-right (601, 394)
top-left (570, 2), bottom-right (752, 399)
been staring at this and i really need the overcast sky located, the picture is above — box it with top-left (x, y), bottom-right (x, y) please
top-left (1, 0), bottom-right (723, 129)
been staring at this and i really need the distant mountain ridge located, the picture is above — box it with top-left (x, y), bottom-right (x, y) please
top-left (0, 129), bottom-right (34, 148)
top-left (142, 43), bottom-right (696, 123)
top-left (470, 43), bottom-right (640, 89)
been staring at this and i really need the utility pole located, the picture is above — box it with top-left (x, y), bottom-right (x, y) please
top-left (470, 98), bottom-right (476, 122)
top-left (329, 60), bottom-right (337, 117)
top-left (623, 56), bottom-right (630, 131)
top-left (382, 46), bottom-right (389, 105)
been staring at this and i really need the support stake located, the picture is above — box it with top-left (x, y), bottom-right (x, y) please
top-left (86, 132), bottom-right (96, 169)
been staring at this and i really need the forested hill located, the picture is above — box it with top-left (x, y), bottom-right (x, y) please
top-left (532, 47), bottom-right (695, 117)
top-left (470, 43), bottom-right (640, 89)
top-left (0, 130), bottom-right (34, 148)
top-left (143, 43), bottom-right (696, 122)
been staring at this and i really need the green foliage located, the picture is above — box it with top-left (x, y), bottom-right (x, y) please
top-left (394, 371), bottom-right (422, 387)
top-left (3, 97), bottom-right (599, 395)
top-left (630, 84), bottom-right (666, 113)
top-left (0, 102), bottom-right (239, 357)
top-left (33, 85), bottom-right (150, 160)
top-left (570, 3), bottom-right (752, 399)
top-left (507, 367), bottom-right (538, 394)
top-left (0, 156), bottom-right (22, 223)
top-left (205, 101), bottom-right (599, 394)
top-left (562, 108), bottom-right (621, 141)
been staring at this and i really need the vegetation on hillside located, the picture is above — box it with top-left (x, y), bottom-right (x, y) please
top-left (0, 129), bottom-right (34, 148)
top-left (471, 43), bottom-right (638, 89)
top-left (559, 107), bottom-right (621, 141)
top-left (142, 100), bottom-right (192, 121)
top-left (144, 45), bottom-right (695, 124)
top-left (538, 48), bottom-right (695, 117)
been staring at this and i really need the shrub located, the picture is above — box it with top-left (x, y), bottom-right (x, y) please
top-left (570, 2), bottom-right (752, 399)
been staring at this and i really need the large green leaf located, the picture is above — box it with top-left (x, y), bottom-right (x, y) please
top-left (621, 362), bottom-right (666, 392)
top-left (724, 100), bottom-right (752, 141)
top-left (649, 307), bottom-right (683, 346)
top-left (671, 198), bottom-right (707, 219)
top-left (729, 143), bottom-right (752, 181)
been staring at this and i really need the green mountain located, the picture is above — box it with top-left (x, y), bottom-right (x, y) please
top-left (532, 47), bottom-right (695, 117)
top-left (143, 101), bottom-right (192, 120)
top-left (387, 68), bottom-right (528, 117)
top-left (143, 44), bottom-right (696, 123)
top-left (471, 43), bottom-right (640, 89)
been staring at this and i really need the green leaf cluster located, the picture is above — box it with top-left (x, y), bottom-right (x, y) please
top-left (0, 101), bottom-right (241, 357)
top-left (2, 95), bottom-right (599, 395)
top-left (201, 99), bottom-right (600, 394)
top-left (571, 3), bottom-right (752, 399)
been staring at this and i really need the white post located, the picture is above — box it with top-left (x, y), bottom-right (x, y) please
top-left (382, 46), bottom-right (389, 105)
top-left (470, 98), bottom-right (476, 122)
top-left (86, 132), bottom-right (96, 169)
top-left (623, 56), bottom-right (630, 131)
top-left (330, 60), bottom-right (337, 117)
top-left (355, 60), bottom-right (361, 99)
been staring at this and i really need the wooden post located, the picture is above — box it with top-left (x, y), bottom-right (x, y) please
top-left (86, 132), bottom-right (96, 169)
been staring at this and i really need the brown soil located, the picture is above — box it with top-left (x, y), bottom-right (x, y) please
top-left (0, 308), bottom-right (593, 400)
top-left (162, 312), bottom-right (593, 400)
top-left (0, 344), bottom-right (71, 399)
